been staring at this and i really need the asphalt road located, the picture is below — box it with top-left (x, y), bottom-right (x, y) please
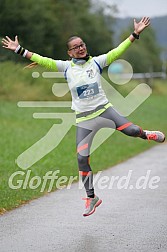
top-left (0, 144), bottom-right (167, 252)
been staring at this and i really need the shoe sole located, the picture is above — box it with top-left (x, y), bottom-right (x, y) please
top-left (155, 133), bottom-right (165, 143)
top-left (161, 136), bottom-right (165, 143)
top-left (83, 199), bottom-right (102, 217)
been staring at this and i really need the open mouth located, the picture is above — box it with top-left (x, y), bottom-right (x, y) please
top-left (79, 51), bottom-right (86, 56)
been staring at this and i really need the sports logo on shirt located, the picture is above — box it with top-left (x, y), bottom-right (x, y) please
top-left (86, 69), bottom-right (95, 78)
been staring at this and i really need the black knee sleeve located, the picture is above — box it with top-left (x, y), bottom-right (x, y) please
top-left (122, 124), bottom-right (142, 137)
top-left (77, 154), bottom-right (90, 171)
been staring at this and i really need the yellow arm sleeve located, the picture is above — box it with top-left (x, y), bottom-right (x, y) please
top-left (106, 38), bottom-right (132, 65)
top-left (30, 53), bottom-right (58, 71)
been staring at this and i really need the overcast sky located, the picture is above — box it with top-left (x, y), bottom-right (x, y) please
top-left (107, 0), bottom-right (167, 18)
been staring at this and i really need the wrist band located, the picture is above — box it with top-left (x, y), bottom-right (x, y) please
top-left (132, 32), bottom-right (139, 39)
top-left (23, 49), bottom-right (28, 57)
top-left (14, 45), bottom-right (28, 57)
top-left (14, 45), bottom-right (21, 53)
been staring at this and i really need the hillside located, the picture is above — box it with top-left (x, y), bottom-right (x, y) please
top-left (113, 15), bottom-right (167, 55)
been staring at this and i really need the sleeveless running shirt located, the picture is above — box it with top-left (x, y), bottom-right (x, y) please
top-left (30, 38), bottom-right (131, 113)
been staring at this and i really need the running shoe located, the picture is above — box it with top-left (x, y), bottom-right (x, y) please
top-left (144, 130), bottom-right (165, 143)
top-left (82, 195), bottom-right (102, 217)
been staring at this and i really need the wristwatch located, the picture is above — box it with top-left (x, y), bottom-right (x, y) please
top-left (132, 32), bottom-right (140, 39)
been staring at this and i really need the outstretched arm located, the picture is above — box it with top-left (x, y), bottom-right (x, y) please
top-left (2, 35), bottom-right (33, 59)
top-left (106, 16), bottom-right (150, 65)
top-left (2, 36), bottom-right (59, 71)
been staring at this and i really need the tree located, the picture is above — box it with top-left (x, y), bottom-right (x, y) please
top-left (0, 0), bottom-right (117, 61)
top-left (119, 23), bottom-right (162, 72)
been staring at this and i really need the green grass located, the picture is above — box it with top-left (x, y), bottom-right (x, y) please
top-left (0, 61), bottom-right (71, 101)
top-left (0, 61), bottom-right (167, 214)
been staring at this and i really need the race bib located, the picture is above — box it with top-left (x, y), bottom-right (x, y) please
top-left (76, 82), bottom-right (99, 99)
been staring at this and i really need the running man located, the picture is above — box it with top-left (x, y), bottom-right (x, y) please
top-left (2, 17), bottom-right (165, 217)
